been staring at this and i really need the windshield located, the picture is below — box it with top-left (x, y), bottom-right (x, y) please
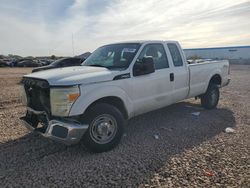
top-left (83, 43), bottom-right (140, 69)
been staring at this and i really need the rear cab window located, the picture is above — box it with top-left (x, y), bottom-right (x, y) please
top-left (167, 43), bottom-right (183, 67)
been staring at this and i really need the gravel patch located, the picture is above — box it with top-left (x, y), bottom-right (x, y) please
top-left (0, 66), bottom-right (249, 187)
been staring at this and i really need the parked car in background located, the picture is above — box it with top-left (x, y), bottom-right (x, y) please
top-left (0, 59), bottom-right (11, 67)
top-left (38, 59), bottom-right (51, 66)
top-left (11, 59), bottom-right (23, 67)
top-left (17, 59), bottom-right (40, 67)
top-left (32, 57), bottom-right (84, 73)
top-left (77, 52), bottom-right (91, 60)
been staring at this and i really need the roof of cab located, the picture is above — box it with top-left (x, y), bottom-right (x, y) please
top-left (108, 40), bottom-right (178, 45)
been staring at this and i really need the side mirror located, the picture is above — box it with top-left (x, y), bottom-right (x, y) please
top-left (133, 57), bottom-right (155, 76)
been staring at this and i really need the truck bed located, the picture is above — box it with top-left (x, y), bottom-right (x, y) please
top-left (187, 60), bottom-right (230, 98)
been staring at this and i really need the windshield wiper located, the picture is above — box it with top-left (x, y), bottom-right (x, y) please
top-left (85, 64), bottom-right (126, 69)
top-left (106, 66), bottom-right (126, 69)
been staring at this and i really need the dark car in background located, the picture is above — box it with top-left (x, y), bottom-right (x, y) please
top-left (38, 59), bottom-right (51, 66)
top-left (32, 57), bottom-right (84, 73)
top-left (16, 59), bottom-right (40, 67)
top-left (0, 59), bottom-right (11, 67)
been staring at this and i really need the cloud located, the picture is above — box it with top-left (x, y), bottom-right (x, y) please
top-left (0, 0), bottom-right (249, 56)
top-left (89, 0), bottom-right (250, 47)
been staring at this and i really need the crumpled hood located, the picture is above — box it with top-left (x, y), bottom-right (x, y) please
top-left (24, 66), bottom-right (120, 86)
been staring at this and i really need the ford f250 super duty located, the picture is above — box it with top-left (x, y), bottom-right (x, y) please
top-left (20, 40), bottom-right (230, 152)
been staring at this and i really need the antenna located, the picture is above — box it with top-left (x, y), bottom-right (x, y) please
top-left (72, 33), bottom-right (75, 56)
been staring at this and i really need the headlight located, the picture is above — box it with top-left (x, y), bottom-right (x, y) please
top-left (50, 85), bottom-right (80, 116)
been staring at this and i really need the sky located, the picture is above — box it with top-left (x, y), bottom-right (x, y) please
top-left (0, 0), bottom-right (250, 56)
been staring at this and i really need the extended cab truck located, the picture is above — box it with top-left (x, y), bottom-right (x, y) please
top-left (20, 40), bottom-right (230, 152)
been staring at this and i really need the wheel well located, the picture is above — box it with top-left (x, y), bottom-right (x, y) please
top-left (209, 74), bottom-right (221, 86)
top-left (84, 96), bottom-right (128, 119)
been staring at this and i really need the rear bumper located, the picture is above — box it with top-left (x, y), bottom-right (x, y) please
top-left (20, 109), bottom-right (88, 145)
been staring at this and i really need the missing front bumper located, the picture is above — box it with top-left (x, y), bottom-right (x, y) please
top-left (20, 110), bottom-right (88, 145)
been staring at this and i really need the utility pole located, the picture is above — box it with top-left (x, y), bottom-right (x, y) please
top-left (72, 33), bottom-right (75, 56)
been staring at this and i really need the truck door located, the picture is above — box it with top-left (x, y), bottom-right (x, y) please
top-left (130, 43), bottom-right (174, 116)
top-left (166, 43), bottom-right (189, 102)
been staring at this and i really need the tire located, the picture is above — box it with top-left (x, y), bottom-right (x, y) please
top-left (82, 103), bottom-right (125, 153)
top-left (201, 84), bottom-right (220, 109)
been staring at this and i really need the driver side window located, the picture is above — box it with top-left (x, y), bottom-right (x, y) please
top-left (138, 44), bottom-right (169, 70)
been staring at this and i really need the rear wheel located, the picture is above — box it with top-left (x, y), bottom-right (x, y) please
top-left (201, 84), bottom-right (220, 109)
top-left (82, 103), bottom-right (125, 152)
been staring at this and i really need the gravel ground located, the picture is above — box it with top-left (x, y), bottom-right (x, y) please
top-left (0, 65), bottom-right (249, 187)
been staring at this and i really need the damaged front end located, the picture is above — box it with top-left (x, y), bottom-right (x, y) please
top-left (20, 78), bottom-right (88, 145)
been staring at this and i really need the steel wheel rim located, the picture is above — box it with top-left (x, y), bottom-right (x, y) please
top-left (90, 114), bottom-right (117, 144)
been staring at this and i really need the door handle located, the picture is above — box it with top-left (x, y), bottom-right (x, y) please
top-left (170, 73), bottom-right (174, 81)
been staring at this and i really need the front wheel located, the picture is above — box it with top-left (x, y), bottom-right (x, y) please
top-left (200, 84), bottom-right (220, 109)
top-left (82, 103), bottom-right (125, 152)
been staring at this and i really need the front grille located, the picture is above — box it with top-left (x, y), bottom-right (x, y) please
top-left (22, 78), bottom-right (50, 115)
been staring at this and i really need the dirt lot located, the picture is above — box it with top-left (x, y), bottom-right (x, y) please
top-left (0, 66), bottom-right (249, 187)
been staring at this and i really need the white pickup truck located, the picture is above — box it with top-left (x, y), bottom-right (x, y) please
top-left (20, 40), bottom-right (230, 152)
